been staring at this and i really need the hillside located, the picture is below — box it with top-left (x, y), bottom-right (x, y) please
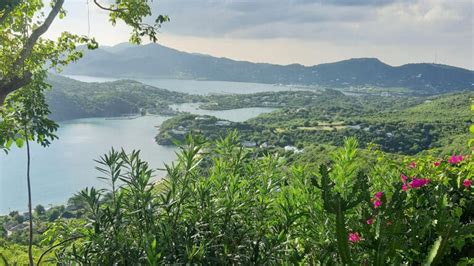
top-left (157, 91), bottom-right (473, 155)
top-left (45, 75), bottom-right (201, 121)
top-left (62, 43), bottom-right (474, 94)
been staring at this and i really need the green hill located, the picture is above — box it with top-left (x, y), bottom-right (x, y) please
top-left (45, 74), bottom-right (200, 121)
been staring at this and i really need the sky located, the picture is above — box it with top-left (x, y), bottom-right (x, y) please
top-left (45, 0), bottom-right (474, 69)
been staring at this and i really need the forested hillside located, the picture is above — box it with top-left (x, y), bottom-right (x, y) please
top-left (62, 43), bottom-right (474, 94)
top-left (157, 91), bottom-right (473, 155)
top-left (45, 75), bottom-right (201, 120)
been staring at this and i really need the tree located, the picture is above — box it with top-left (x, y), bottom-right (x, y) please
top-left (0, 0), bottom-right (169, 105)
top-left (34, 204), bottom-right (45, 215)
top-left (0, 1), bottom-right (168, 265)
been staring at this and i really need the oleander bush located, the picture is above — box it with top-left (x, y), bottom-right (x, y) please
top-left (29, 132), bottom-right (472, 265)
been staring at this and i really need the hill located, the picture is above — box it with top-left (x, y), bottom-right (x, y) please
top-left (62, 43), bottom-right (474, 94)
top-left (157, 90), bottom-right (473, 155)
top-left (45, 75), bottom-right (200, 121)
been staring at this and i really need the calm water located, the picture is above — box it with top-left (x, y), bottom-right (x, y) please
top-left (170, 103), bottom-right (275, 122)
top-left (0, 108), bottom-right (274, 213)
top-left (0, 116), bottom-right (176, 214)
top-left (63, 75), bottom-right (303, 95)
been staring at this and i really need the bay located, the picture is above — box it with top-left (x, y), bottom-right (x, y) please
top-left (0, 116), bottom-right (175, 214)
top-left (0, 108), bottom-right (275, 214)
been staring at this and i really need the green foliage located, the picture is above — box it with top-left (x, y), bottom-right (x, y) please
top-left (0, 73), bottom-right (58, 153)
top-left (103, 0), bottom-right (169, 44)
top-left (0, 239), bottom-right (53, 266)
top-left (0, 0), bottom-right (95, 152)
top-left (32, 133), bottom-right (473, 264)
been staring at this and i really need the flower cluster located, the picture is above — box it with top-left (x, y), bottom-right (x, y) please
top-left (348, 232), bottom-right (362, 243)
top-left (409, 178), bottom-right (430, 189)
top-left (448, 154), bottom-right (463, 165)
top-left (402, 156), bottom-right (468, 191)
top-left (463, 179), bottom-right (472, 188)
top-left (372, 191), bottom-right (383, 208)
top-left (401, 173), bottom-right (430, 191)
top-left (401, 174), bottom-right (409, 191)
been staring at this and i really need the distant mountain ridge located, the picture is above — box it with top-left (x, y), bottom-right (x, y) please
top-left (63, 43), bottom-right (474, 94)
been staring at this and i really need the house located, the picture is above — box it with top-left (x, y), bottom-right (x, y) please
top-left (347, 125), bottom-right (361, 130)
top-left (170, 129), bottom-right (187, 135)
top-left (284, 146), bottom-right (303, 154)
top-left (242, 141), bottom-right (257, 148)
top-left (216, 120), bottom-right (231, 126)
top-left (260, 142), bottom-right (275, 149)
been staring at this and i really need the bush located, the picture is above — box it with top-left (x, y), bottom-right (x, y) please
top-left (41, 133), bottom-right (473, 265)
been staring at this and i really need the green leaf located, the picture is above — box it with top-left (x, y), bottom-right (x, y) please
top-left (5, 139), bottom-right (13, 149)
top-left (15, 138), bottom-right (24, 148)
top-left (424, 236), bottom-right (442, 266)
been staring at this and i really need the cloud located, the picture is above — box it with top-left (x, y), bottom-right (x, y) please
top-left (151, 0), bottom-right (471, 47)
top-left (156, 0), bottom-right (374, 37)
top-left (297, 0), bottom-right (400, 6)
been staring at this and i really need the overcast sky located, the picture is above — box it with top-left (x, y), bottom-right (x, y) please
top-left (46, 0), bottom-right (473, 69)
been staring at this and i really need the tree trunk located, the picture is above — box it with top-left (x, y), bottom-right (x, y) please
top-left (26, 133), bottom-right (34, 266)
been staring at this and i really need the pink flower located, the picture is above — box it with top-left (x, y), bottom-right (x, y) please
top-left (348, 232), bottom-right (362, 243)
top-left (375, 191), bottom-right (383, 199)
top-left (367, 218), bottom-right (373, 225)
top-left (448, 154), bottom-right (463, 165)
top-left (373, 199), bottom-right (382, 208)
top-left (463, 179), bottom-right (472, 188)
top-left (372, 192), bottom-right (383, 208)
top-left (409, 178), bottom-right (430, 188)
top-left (433, 161), bottom-right (441, 167)
top-left (401, 174), bottom-right (408, 183)
top-left (401, 174), bottom-right (410, 191)
top-left (408, 161), bottom-right (417, 168)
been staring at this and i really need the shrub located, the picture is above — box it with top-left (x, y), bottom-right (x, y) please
top-left (40, 133), bottom-right (473, 265)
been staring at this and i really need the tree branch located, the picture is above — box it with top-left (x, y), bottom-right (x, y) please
top-left (0, 10), bottom-right (10, 25)
top-left (0, 72), bottom-right (32, 105)
top-left (11, 0), bottom-right (65, 72)
top-left (36, 235), bottom-right (83, 265)
top-left (93, 0), bottom-right (126, 12)
top-left (0, 0), bottom-right (63, 105)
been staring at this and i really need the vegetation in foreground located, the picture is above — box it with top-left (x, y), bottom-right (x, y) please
top-left (1, 133), bottom-right (472, 265)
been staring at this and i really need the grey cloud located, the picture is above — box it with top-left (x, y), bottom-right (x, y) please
top-left (155, 0), bottom-right (374, 37)
top-left (150, 0), bottom-right (472, 48)
top-left (316, 0), bottom-right (400, 6)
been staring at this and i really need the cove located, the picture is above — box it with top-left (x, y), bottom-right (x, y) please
top-left (0, 106), bottom-right (275, 214)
